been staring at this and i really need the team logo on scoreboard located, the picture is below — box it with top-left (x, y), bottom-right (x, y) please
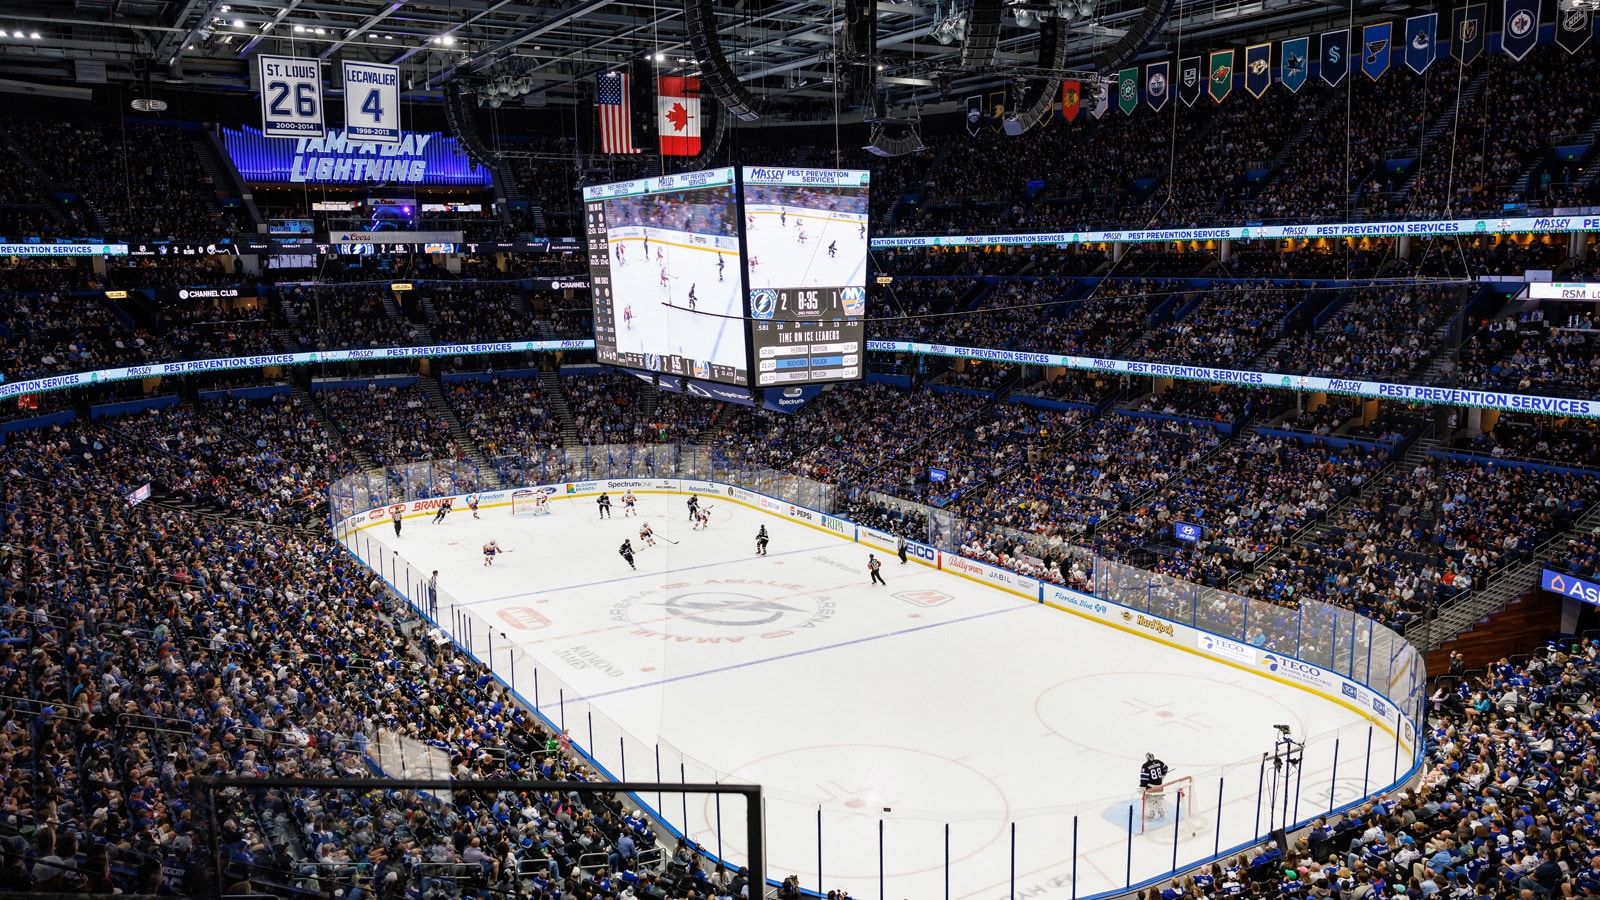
top-left (692, 359), bottom-right (711, 380)
top-left (840, 286), bottom-right (865, 316)
top-left (751, 288), bottom-right (778, 320)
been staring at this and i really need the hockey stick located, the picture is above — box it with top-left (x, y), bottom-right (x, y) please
top-left (657, 535), bottom-right (680, 545)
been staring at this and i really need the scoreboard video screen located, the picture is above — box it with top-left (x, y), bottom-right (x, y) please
top-left (583, 167), bottom-right (748, 386)
top-left (742, 167), bottom-right (869, 386)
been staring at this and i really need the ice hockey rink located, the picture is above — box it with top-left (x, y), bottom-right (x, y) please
top-left (608, 228), bottom-right (744, 372)
top-left (349, 492), bottom-right (1402, 900)
top-left (745, 207), bottom-right (869, 291)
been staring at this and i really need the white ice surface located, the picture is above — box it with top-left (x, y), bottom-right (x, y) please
top-left (745, 208), bottom-right (868, 292)
top-left (609, 232), bottom-right (744, 372)
top-left (353, 495), bottom-right (1396, 899)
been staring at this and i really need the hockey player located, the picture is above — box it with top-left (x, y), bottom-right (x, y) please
top-left (756, 525), bottom-right (769, 556)
top-left (868, 554), bottom-right (886, 585)
top-left (717, 255), bottom-right (725, 282)
top-left (779, 208), bottom-right (787, 228)
top-left (796, 222), bottom-right (807, 244)
top-left (483, 539), bottom-right (501, 566)
top-left (827, 240), bottom-right (837, 258)
top-left (431, 496), bottom-right (452, 524)
top-left (858, 222), bottom-right (865, 239)
top-left (622, 490), bottom-right (638, 516)
top-left (615, 243), bottom-right (626, 266)
top-left (896, 534), bottom-right (908, 564)
top-left (687, 494), bottom-right (700, 522)
top-left (655, 246), bottom-right (664, 262)
top-left (639, 522), bottom-right (656, 547)
top-left (642, 234), bottom-right (650, 255)
top-left (623, 304), bottom-right (634, 329)
top-left (466, 493), bottom-right (480, 519)
top-left (687, 283), bottom-right (697, 312)
top-left (619, 538), bottom-right (637, 570)
top-left (659, 265), bottom-right (670, 289)
top-left (1139, 753), bottom-right (1170, 818)
top-left (693, 507), bottom-right (711, 531)
top-left (597, 492), bottom-right (613, 519)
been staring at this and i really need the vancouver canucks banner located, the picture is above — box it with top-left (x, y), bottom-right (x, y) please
top-left (1145, 61), bottom-right (1169, 111)
top-left (1320, 29), bottom-right (1348, 85)
top-left (1090, 78), bottom-right (1111, 119)
top-left (1178, 55), bottom-right (1203, 106)
top-left (1208, 50), bottom-right (1233, 103)
top-left (1119, 67), bottom-right (1140, 114)
top-left (1451, 4), bottom-right (1485, 65)
top-left (1502, 0), bottom-right (1539, 60)
top-left (1362, 22), bottom-right (1392, 80)
top-left (1061, 80), bottom-right (1082, 121)
top-left (1244, 43), bottom-right (1272, 97)
top-left (1556, 6), bottom-right (1594, 54)
top-left (1280, 37), bottom-right (1309, 92)
top-left (1405, 13), bottom-right (1438, 73)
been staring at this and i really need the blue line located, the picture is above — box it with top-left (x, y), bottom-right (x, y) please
top-left (584, 603), bottom-right (1028, 700)
top-left (464, 541), bottom-right (837, 606)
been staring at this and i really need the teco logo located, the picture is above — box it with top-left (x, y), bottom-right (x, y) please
top-left (498, 607), bottom-right (552, 630)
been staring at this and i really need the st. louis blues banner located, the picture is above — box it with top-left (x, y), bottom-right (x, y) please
top-left (1320, 29), bottom-right (1348, 85)
top-left (1119, 67), bottom-right (1140, 115)
top-left (1405, 13), bottom-right (1438, 73)
top-left (1178, 56), bottom-right (1203, 106)
top-left (1361, 22), bottom-right (1392, 80)
top-left (1451, 4), bottom-right (1485, 65)
top-left (1145, 61), bottom-right (1169, 112)
top-left (1556, 6), bottom-right (1594, 54)
top-left (1502, 0), bottom-right (1539, 60)
top-left (1208, 49), bottom-right (1234, 103)
top-left (1245, 43), bottom-right (1272, 97)
top-left (1090, 78), bottom-right (1111, 119)
top-left (1281, 37), bottom-right (1309, 92)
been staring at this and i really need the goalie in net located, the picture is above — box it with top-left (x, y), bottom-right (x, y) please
top-left (512, 490), bottom-right (551, 516)
top-left (1137, 753), bottom-right (1202, 837)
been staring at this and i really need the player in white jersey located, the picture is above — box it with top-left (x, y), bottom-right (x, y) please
top-left (639, 522), bottom-right (656, 546)
top-left (659, 265), bottom-right (669, 288)
top-left (483, 540), bottom-right (501, 566)
top-left (466, 493), bottom-right (480, 519)
top-left (622, 491), bottom-right (638, 516)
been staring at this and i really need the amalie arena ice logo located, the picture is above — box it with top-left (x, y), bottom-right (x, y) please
top-left (609, 579), bottom-right (834, 641)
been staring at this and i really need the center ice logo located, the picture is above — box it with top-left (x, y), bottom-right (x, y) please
top-left (610, 579), bottom-right (834, 641)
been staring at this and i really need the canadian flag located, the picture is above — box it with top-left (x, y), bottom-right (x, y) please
top-left (657, 76), bottom-right (701, 156)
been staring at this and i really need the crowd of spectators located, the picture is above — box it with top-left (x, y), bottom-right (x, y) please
top-left (427, 283), bottom-right (533, 344)
top-left (443, 377), bottom-right (566, 456)
top-left (282, 285), bottom-right (421, 351)
top-left (1140, 281), bottom-right (1290, 367)
top-left (565, 371), bottom-right (712, 445)
top-left (1454, 313), bottom-right (1600, 399)
top-left (318, 382), bottom-right (460, 467)
top-left (1279, 284), bottom-right (1468, 379)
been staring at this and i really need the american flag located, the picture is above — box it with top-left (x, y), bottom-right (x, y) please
top-left (597, 72), bottom-right (642, 154)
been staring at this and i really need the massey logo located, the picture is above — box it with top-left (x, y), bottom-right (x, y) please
top-left (498, 607), bottom-right (552, 630)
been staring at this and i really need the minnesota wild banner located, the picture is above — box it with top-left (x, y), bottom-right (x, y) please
top-left (1244, 43), bottom-right (1272, 97)
top-left (1061, 80), bottom-right (1082, 121)
top-left (1145, 61), bottom-right (1169, 111)
top-left (1178, 56), bottom-right (1203, 106)
top-left (1502, 0), bottom-right (1538, 60)
top-left (1451, 4), bottom-right (1485, 65)
top-left (1320, 29), bottom-right (1348, 85)
top-left (1362, 22), bottom-right (1392, 80)
top-left (1208, 50), bottom-right (1233, 103)
top-left (1118, 67), bottom-right (1139, 115)
top-left (1281, 37), bottom-right (1309, 92)
top-left (1405, 13), bottom-right (1438, 73)
top-left (1556, 7), bottom-right (1594, 54)
top-left (1090, 78), bottom-right (1111, 119)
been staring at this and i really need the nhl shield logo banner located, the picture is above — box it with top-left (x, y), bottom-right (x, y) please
top-left (1361, 22), bottom-right (1392, 80)
top-left (1245, 43), bottom-right (1272, 97)
top-left (1119, 67), bottom-right (1140, 115)
top-left (1178, 55), bottom-right (1203, 106)
top-left (1451, 4), bottom-right (1485, 65)
top-left (1145, 61), bottom-right (1169, 112)
top-left (1061, 80), bottom-right (1082, 121)
top-left (1556, 7), bottom-right (1594, 54)
top-left (1090, 79), bottom-right (1111, 119)
top-left (1405, 13), bottom-right (1438, 73)
top-left (965, 95), bottom-right (983, 135)
top-left (1208, 50), bottom-right (1233, 103)
top-left (1320, 29), bottom-right (1348, 86)
top-left (1280, 37), bottom-right (1309, 92)
top-left (1502, 0), bottom-right (1538, 60)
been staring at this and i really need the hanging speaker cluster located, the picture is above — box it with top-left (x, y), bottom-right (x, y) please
top-left (684, 0), bottom-right (764, 121)
top-left (1007, 16), bottom-right (1069, 135)
top-left (444, 83), bottom-right (497, 172)
top-left (959, 0), bottom-right (1004, 67)
top-left (1090, 0), bottom-right (1172, 73)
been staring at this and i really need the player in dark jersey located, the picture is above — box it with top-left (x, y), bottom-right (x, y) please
top-left (597, 492), bottom-right (613, 519)
top-left (1140, 753), bottom-right (1171, 817)
top-left (756, 525), bottom-right (769, 556)
top-left (619, 539), bottom-right (636, 570)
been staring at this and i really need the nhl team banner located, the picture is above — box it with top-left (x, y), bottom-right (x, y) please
top-left (1208, 50), bottom-right (1233, 103)
top-left (1362, 22), bottom-right (1392, 80)
top-left (1556, 7), bottom-right (1594, 54)
top-left (1451, 4), bottom-right (1485, 65)
top-left (342, 61), bottom-right (401, 144)
top-left (1118, 67), bottom-right (1140, 115)
top-left (1145, 61), bottom-right (1169, 112)
top-left (1178, 56), bottom-right (1203, 106)
top-left (1502, 0), bottom-right (1539, 60)
top-left (257, 55), bottom-right (325, 139)
top-left (1244, 43), bottom-right (1272, 97)
top-left (1280, 38), bottom-right (1309, 92)
top-left (1405, 14), bottom-right (1439, 73)
top-left (1061, 80), bottom-right (1082, 121)
top-left (1091, 79), bottom-right (1111, 119)
top-left (966, 95), bottom-right (984, 134)
top-left (1321, 29), bottom-right (1348, 85)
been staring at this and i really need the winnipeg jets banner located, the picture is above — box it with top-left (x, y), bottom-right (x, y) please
top-left (1178, 56), bottom-right (1203, 106)
top-left (1320, 29), bottom-right (1348, 86)
top-left (342, 61), bottom-right (401, 144)
top-left (1208, 50), bottom-right (1233, 103)
top-left (1556, 7), bottom-right (1594, 54)
top-left (1362, 22), bottom-right (1392, 80)
top-left (1280, 38), bottom-right (1309, 92)
top-left (1145, 61), bottom-right (1169, 112)
top-left (1405, 14), bottom-right (1438, 73)
top-left (1119, 67), bottom-right (1140, 115)
top-left (1451, 4), bottom-right (1485, 65)
top-left (1245, 43), bottom-right (1272, 97)
top-left (258, 55), bottom-right (325, 139)
top-left (1501, 0), bottom-right (1539, 60)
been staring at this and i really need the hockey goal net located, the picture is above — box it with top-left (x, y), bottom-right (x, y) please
top-left (511, 490), bottom-right (551, 516)
top-left (1137, 776), bottom-right (1203, 837)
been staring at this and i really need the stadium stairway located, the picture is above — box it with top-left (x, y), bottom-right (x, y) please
top-left (538, 369), bottom-right (581, 447)
top-left (1393, 68), bottom-right (1490, 204)
top-left (0, 133), bottom-right (71, 228)
top-left (1509, 109), bottom-right (1600, 200)
top-left (1422, 588), bottom-right (1563, 671)
top-left (192, 129), bottom-right (264, 232)
top-left (294, 382), bottom-right (378, 472)
top-left (420, 375), bottom-right (501, 488)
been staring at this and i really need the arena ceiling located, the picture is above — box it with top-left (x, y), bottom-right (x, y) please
top-left (1, 0), bottom-right (1395, 119)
